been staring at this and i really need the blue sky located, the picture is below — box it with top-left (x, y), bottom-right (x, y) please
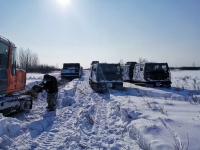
top-left (1, 0), bottom-right (200, 68)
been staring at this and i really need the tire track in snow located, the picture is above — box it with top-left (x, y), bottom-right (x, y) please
top-left (34, 79), bottom-right (81, 149)
top-left (93, 95), bottom-right (109, 136)
top-left (160, 118), bottom-right (185, 149)
top-left (112, 83), bottom-right (152, 149)
top-left (74, 73), bottom-right (96, 143)
top-left (35, 132), bottom-right (56, 149)
top-left (10, 71), bottom-right (153, 149)
top-left (11, 130), bottom-right (33, 150)
top-left (72, 71), bottom-right (112, 148)
top-left (11, 78), bottom-right (80, 149)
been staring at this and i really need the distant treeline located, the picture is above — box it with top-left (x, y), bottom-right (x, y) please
top-left (16, 48), bottom-right (60, 73)
top-left (170, 67), bottom-right (200, 70)
top-left (26, 64), bottom-right (60, 74)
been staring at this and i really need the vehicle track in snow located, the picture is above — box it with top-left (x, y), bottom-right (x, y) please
top-left (10, 71), bottom-right (158, 149)
top-left (77, 77), bottom-right (136, 149)
top-left (10, 72), bottom-right (134, 149)
top-left (33, 78), bottom-right (82, 149)
top-left (72, 71), bottom-right (118, 149)
top-left (93, 94), bottom-right (109, 136)
top-left (160, 118), bottom-right (186, 150)
top-left (9, 78), bottom-right (81, 149)
top-left (34, 118), bottom-right (78, 149)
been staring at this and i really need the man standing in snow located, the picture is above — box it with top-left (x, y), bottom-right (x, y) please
top-left (40, 74), bottom-right (58, 111)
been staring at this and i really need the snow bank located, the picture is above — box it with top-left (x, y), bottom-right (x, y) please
top-left (0, 70), bottom-right (200, 150)
top-left (0, 114), bottom-right (26, 149)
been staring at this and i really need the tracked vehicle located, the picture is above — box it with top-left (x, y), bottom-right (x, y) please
top-left (121, 61), bottom-right (137, 81)
top-left (0, 36), bottom-right (32, 116)
top-left (89, 61), bottom-right (123, 92)
top-left (132, 63), bottom-right (172, 87)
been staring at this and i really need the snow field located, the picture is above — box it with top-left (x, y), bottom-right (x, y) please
top-left (0, 70), bottom-right (200, 149)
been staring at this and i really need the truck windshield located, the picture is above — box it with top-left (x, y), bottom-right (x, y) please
top-left (99, 64), bottom-right (121, 74)
top-left (66, 67), bottom-right (78, 70)
top-left (145, 64), bottom-right (168, 72)
top-left (0, 41), bottom-right (9, 69)
top-left (63, 64), bottom-right (80, 69)
top-left (98, 64), bottom-right (121, 81)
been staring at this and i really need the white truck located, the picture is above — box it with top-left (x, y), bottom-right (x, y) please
top-left (61, 63), bottom-right (82, 80)
top-left (132, 62), bottom-right (172, 87)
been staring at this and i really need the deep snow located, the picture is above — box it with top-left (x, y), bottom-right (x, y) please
top-left (0, 70), bottom-right (200, 150)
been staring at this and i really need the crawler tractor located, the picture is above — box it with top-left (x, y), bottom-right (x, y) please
top-left (89, 61), bottom-right (123, 93)
top-left (0, 36), bottom-right (32, 116)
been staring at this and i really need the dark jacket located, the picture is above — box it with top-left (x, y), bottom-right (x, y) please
top-left (41, 75), bottom-right (58, 94)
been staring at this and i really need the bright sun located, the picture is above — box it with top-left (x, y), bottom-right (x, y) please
top-left (57, 0), bottom-right (70, 6)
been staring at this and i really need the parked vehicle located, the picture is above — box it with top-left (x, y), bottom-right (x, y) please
top-left (89, 61), bottom-right (123, 92)
top-left (61, 63), bottom-right (83, 79)
top-left (0, 35), bottom-right (32, 116)
top-left (132, 63), bottom-right (172, 87)
top-left (121, 62), bottom-right (137, 81)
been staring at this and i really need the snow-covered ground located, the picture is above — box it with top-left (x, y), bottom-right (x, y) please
top-left (0, 70), bottom-right (200, 150)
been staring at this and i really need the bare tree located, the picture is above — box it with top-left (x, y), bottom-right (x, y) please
top-left (18, 47), bottom-right (26, 70)
top-left (193, 62), bottom-right (195, 67)
top-left (16, 47), bottom-right (57, 73)
top-left (17, 48), bottom-right (39, 72)
top-left (139, 57), bottom-right (148, 63)
top-left (25, 48), bottom-right (31, 71)
top-left (31, 53), bottom-right (39, 71)
top-left (119, 59), bottom-right (124, 65)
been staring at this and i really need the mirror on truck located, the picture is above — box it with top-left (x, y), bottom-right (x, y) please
top-left (12, 61), bottom-right (16, 76)
top-left (0, 54), bottom-right (3, 68)
top-left (11, 47), bottom-right (17, 76)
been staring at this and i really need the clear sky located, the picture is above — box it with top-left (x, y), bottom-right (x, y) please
top-left (1, 0), bottom-right (200, 68)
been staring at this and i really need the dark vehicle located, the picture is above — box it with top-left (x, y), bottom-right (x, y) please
top-left (132, 63), bottom-right (172, 87)
top-left (89, 62), bottom-right (123, 92)
top-left (61, 63), bottom-right (83, 79)
top-left (121, 61), bottom-right (137, 81)
top-left (0, 35), bottom-right (32, 116)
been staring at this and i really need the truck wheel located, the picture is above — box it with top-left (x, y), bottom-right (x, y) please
top-left (156, 82), bottom-right (161, 87)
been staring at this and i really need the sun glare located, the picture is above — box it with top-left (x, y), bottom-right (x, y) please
top-left (57, 0), bottom-right (70, 6)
